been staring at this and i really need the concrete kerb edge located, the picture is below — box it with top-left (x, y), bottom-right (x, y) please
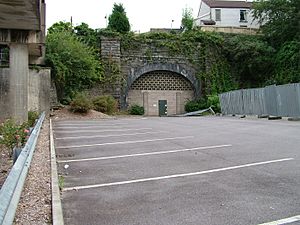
top-left (50, 119), bottom-right (64, 225)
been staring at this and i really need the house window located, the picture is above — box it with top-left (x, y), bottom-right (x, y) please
top-left (215, 9), bottom-right (221, 21)
top-left (240, 10), bottom-right (247, 22)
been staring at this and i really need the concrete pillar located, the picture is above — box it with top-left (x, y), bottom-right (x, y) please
top-left (9, 43), bottom-right (29, 123)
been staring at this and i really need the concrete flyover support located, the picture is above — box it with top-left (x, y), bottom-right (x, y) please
top-left (9, 43), bottom-right (29, 123)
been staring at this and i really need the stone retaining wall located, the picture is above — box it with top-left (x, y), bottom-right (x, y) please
top-left (0, 68), bottom-right (50, 121)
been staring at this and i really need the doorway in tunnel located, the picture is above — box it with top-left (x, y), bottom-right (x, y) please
top-left (128, 70), bottom-right (195, 116)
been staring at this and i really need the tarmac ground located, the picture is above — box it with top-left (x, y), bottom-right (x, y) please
top-left (53, 116), bottom-right (300, 225)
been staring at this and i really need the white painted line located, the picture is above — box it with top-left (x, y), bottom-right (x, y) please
top-left (54, 128), bottom-right (152, 134)
top-left (58, 144), bottom-right (232, 163)
top-left (63, 158), bottom-right (293, 191)
top-left (55, 131), bottom-right (167, 140)
top-left (54, 125), bottom-right (126, 129)
top-left (54, 122), bottom-right (127, 126)
top-left (258, 215), bottom-right (300, 225)
top-left (54, 122), bottom-right (118, 126)
top-left (56, 136), bottom-right (194, 149)
top-left (114, 118), bottom-right (147, 121)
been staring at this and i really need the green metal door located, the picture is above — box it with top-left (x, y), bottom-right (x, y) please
top-left (158, 100), bottom-right (167, 116)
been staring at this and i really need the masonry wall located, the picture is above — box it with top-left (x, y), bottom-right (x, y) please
top-left (100, 37), bottom-right (201, 112)
top-left (28, 69), bottom-right (51, 113)
top-left (128, 90), bottom-right (194, 116)
top-left (121, 42), bottom-right (198, 83)
top-left (0, 68), bottom-right (51, 121)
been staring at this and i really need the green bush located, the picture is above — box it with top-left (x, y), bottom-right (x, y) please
top-left (185, 96), bottom-right (221, 113)
top-left (46, 26), bottom-right (103, 101)
top-left (207, 95), bottom-right (221, 113)
top-left (129, 104), bottom-right (144, 115)
top-left (92, 95), bottom-right (118, 115)
top-left (0, 119), bottom-right (30, 156)
top-left (60, 97), bottom-right (72, 105)
top-left (184, 98), bottom-right (208, 113)
top-left (28, 111), bottom-right (39, 127)
top-left (70, 93), bottom-right (92, 113)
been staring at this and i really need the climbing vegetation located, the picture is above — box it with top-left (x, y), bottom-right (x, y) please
top-left (121, 30), bottom-right (237, 95)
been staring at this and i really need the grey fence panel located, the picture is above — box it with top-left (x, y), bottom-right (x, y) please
top-left (232, 90), bottom-right (244, 114)
top-left (242, 88), bottom-right (267, 115)
top-left (264, 85), bottom-right (279, 116)
top-left (297, 83), bottom-right (300, 114)
top-left (276, 83), bottom-right (300, 117)
top-left (219, 92), bottom-right (230, 114)
top-left (220, 92), bottom-right (231, 114)
top-left (219, 83), bottom-right (300, 117)
top-left (220, 90), bottom-right (244, 114)
top-left (220, 90), bottom-right (244, 115)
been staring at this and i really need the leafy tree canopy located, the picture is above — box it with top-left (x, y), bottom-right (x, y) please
top-left (46, 22), bottom-right (103, 100)
top-left (107, 3), bottom-right (130, 33)
top-left (253, 0), bottom-right (300, 48)
top-left (273, 41), bottom-right (300, 84)
top-left (181, 8), bottom-right (194, 31)
top-left (223, 34), bottom-right (275, 87)
top-left (47, 21), bottom-right (73, 34)
top-left (74, 22), bottom-right (98, 48)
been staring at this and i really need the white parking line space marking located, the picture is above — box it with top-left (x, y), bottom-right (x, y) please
top-left (113, 118), bottom-right (148, 121)
top-left (54, 128), bottom-right (152, 134)
top-left (54, 124), bottom-right (128, 129)
top-left (63, 158), bottom-right (293, 191)
top-left (58, 144), bottom-right (232, 163)
top-left (54, 122), bottom-right (128, 125)
top-left (56, 136), bottom-right (194, 149)
top-left (55, 131), bottom-right (167, 140)
top-left (54, 121), bottom-right (126, 124)
top-left (258, 215), bottom-right (300, 225)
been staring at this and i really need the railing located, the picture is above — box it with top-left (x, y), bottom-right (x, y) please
top-left (0, 112), bottom-right (45, 225)
top-left (219, 83), bottom-right (300, 117)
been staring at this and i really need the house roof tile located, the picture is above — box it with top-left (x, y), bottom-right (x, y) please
top-left (202, 0), bottom-right (252, 9)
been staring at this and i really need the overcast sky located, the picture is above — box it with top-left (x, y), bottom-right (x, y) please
top-left (46, 0), bottom-right (201, 33)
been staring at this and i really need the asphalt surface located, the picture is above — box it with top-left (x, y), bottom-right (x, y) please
top-left (53, 116), bottom-right (300, 225)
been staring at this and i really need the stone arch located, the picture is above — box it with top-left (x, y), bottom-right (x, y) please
top-left (126, 63), bottom-right (200, 97)
top-left (123, 63), bottom-right (201, 114)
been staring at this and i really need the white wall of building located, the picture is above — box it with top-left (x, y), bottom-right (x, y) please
top-left (195, 1), bottom-right (260, 29)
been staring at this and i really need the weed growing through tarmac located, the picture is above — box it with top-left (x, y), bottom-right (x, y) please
top-left (58, 175), bottom-right (65, 191)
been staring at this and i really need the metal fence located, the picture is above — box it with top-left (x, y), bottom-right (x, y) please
top-left (0, 112), bottom-right (45, 225)
top-left (219, 83), bottom-right (300, 117)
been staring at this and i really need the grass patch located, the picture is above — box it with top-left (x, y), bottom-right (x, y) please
top-left (58, 175), bottom-right (64, 191)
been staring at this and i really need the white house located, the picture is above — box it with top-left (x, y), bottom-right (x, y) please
top-left (195, 0), bottom-right (260, 29)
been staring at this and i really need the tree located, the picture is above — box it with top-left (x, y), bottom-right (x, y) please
top-left (74, 23), bottom-right (98, 48)
top-left (107, 3), bottom-right (130, 33)
top-left (47, 21), bottom-right (73, 34)
top-left (46, 23), bottom-right (103, 101)
top-left (181, 7), bottom-right (194, 31)
top-left (223, 34), bottom-right (275, 87)
top-left (253, 0), bottom-right (300, 85)
top-left (273, 41), bottom-right (300, 84)
top-left (253, 0), bottom-right (300, 48)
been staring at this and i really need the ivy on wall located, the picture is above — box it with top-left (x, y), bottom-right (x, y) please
top-left (100, 28), bottom-right (281, 97)
top-left (120, 30), bottom-right (237, 96)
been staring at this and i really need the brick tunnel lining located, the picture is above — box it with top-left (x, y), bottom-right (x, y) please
top-left (128, 70), bottom-right (195, 115)
top-left (130, 70), bottom-right (194, 91)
